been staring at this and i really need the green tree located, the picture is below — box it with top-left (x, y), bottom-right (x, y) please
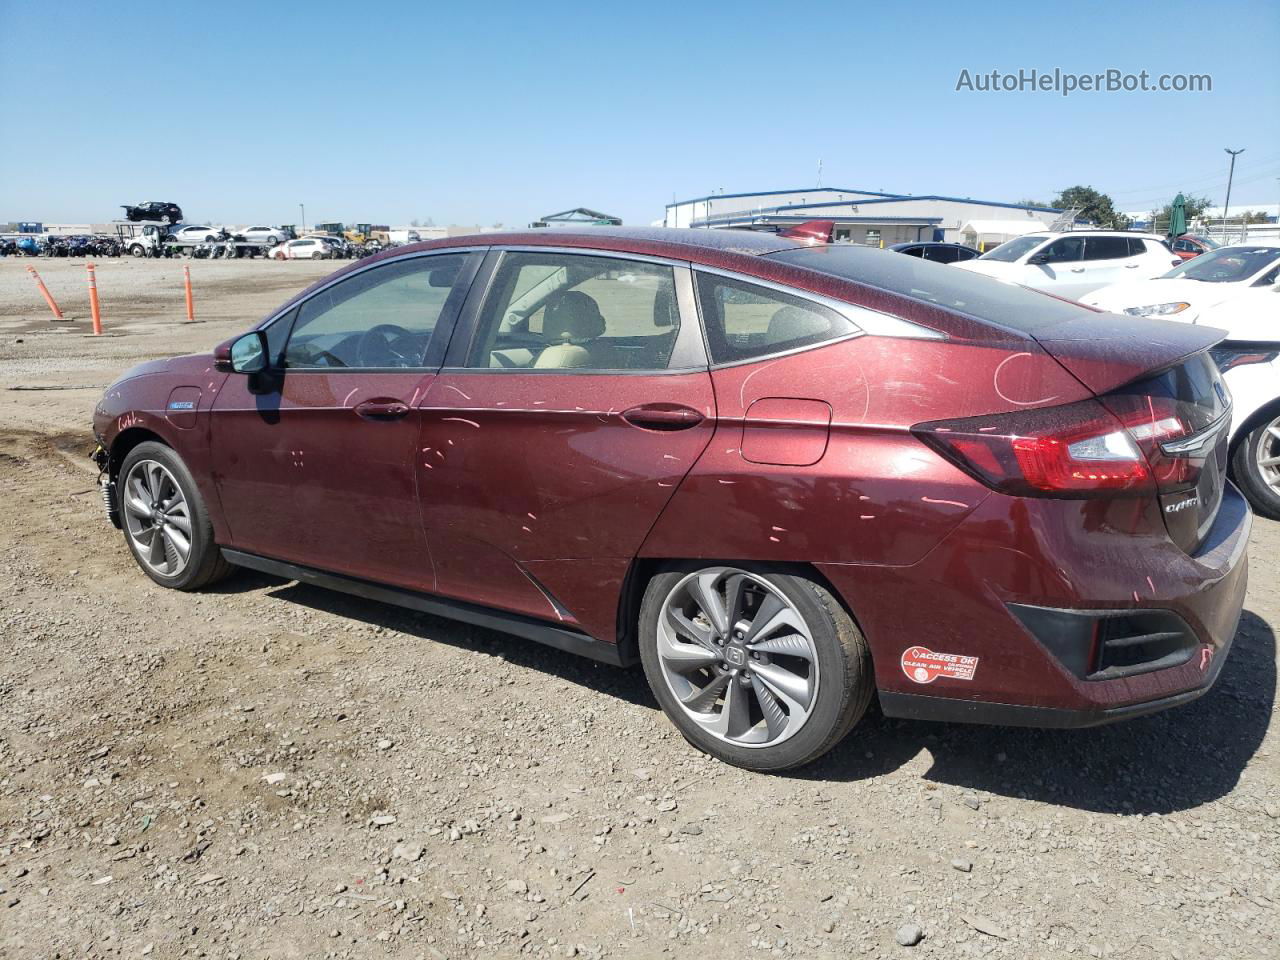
top-left (1052, 186), bottom-right (1130, 229)
top-left (1241, 210), bottom-right (1272, 224)
top-left (1015, 198), bottom-right (1048, 209)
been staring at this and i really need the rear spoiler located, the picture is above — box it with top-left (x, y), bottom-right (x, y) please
top-left (778, 220), bottom-right (834, 244)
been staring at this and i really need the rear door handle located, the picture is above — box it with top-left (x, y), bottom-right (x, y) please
top-left (1125, 263), bottom-right (1141, 268)
top-left (355, 398), bottom-right (410, 420)
top-left (621, 403), bottom-right (705, 431)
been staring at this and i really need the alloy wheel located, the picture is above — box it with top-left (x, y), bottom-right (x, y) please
top-left (122, 459), bottom-right (193, 577)
top-left (656, 567), bottom-right (820, 748)
top-left (1257, 415), bottom-right (1280, 495)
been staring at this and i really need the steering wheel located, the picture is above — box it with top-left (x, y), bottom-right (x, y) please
top-left (356, 323), bottom-right (415, 367)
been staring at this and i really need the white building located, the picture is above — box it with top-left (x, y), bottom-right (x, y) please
top-left (661, 187), bottom-right (1062, 246)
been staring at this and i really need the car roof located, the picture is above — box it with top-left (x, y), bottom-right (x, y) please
top-left (407, 226), bottom-right (803, 262)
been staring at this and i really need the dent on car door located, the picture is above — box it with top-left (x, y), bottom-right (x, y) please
top-left (417, 249), bottom-right (715, 641)
top-left (209, 251), bottom-right (482, 590)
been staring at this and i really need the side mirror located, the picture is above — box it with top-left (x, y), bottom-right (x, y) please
top-left (1027, 253), bottom-right (1050, 265)
top-left (214, 331), bottom-right (269, 374)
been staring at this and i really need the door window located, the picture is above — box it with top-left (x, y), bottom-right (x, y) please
top-left (1084, 236), bottom-right (1134, 261)
top-left (924, 246), bottom-right (958, 263)
top-left (901, 246), bottom-right (926, 258)
top-left (1037, 237), bottom-right (1085, 263)
top-left (695, 273), bottom-right (857, 365)
top-left (282, 254), bottom-right (472, 369)
top-left (466, 252), bottom-right (681, 371)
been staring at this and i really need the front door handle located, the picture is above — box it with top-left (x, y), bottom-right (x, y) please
top-left (355, 398), bottom-right (410, 420)
top-left (1070, 268), bottom-right (1086, 273)
top-left (1125, 263), bottom-right (1141, 268)
top-left (621, 403), bottom-right (705, 431)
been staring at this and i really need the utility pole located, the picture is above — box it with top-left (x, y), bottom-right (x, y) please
top-left (299, 203), bottom-right (306, 233)
top-left (1222, 148), bottom-right (1244, 227)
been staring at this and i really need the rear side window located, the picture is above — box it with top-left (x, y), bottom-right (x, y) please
top-left (695, 273), bottom-right (856, 365)
top-left (1084, 236), bottom-right (1133, 261)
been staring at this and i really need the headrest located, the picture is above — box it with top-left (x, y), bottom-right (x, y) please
top-left (766, 305), bottom-right (827, 345)
top-left (544, 291), bottom-right (605, 343)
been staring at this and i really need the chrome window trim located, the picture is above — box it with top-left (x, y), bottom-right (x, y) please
top-left (693, 264), bottom-right (945, 345)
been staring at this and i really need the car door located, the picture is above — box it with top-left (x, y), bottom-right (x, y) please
top-left (1076, 235), bottom-right (1136, 295)
top-left (1025, 235), bottom-right (1087, 297)
top-left (209, 250), bottom-right (483, 591)
top-left (415, 248), bottom-right (715, 639)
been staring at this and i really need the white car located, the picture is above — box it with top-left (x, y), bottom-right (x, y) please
top-left (1196, 285), bottom-right (1280, 519)
top-left (1081, 242), bottom-right (1280, 322)
top-left (270, 237), bottom-right (331, 260)
top-left (168, 224), bottom-right (222, 244)
top-left (954, 231), bottom-right (1179, 300)
top-left (236, 225), bottom-right (286, 246)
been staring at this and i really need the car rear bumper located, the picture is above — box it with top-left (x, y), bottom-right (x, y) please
top-left (818, 482), bottom-right (1251, 728)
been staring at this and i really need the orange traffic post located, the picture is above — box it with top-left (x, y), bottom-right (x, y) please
top-left (27, 265), bottom-right (64, 320)
top-left (183, 264), bottom-right (195, 323)
top-left (87, 263), bottom-right (103, 335)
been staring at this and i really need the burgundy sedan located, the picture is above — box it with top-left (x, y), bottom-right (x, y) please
top-left (91, 228), bottom-right (1250, 772)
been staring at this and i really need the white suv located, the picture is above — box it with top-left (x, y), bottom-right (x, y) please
top-left (954, 231), bottom-right (1180, 300)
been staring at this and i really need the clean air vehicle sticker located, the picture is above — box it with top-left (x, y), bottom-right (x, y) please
top-left (900, 646), bottom-right (979, 684)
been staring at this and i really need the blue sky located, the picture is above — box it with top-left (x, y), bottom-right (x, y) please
top-left (1, 0), bottom-right (1277, 227)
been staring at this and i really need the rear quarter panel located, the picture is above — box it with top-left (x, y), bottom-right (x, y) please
top-left (641, 334), bottom-right (1093, 566)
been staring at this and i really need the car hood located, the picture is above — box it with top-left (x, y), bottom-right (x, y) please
top-left (1196, 288), bottom-right (1280, 341)
top-left (109, 352), bottom-right (215, 387)
top-left (1081, 278), bottom-right (1244, 318)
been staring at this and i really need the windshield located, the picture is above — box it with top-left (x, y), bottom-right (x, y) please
top-left (769, 244), bottom-right (1097, 333)
top-left (977, 235), bottom-right (1047, 262)
top-left (1161, 245), bottom-right (1280, 282)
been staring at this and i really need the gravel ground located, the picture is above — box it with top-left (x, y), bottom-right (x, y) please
top-left (1, 257), bottom-right (1277, 959)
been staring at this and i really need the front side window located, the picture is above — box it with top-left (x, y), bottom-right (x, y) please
top-left (282, 254), bottom-right (472, 369)
top-left (695, 273), bottom-right (856, 365)
top-left (467, 252), bottom-right (680, 371)
top-left (1038, 236), bottom-right (1085, 263)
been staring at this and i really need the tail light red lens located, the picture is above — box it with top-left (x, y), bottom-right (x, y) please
top-left (914, 399), bottom-right (1162, 498)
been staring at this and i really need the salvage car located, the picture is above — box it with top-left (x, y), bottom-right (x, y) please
top-left (270, 237), bottom-right (331, 260)
top-left (955, 230), bottom-right (1180, 299)
top-left (122, 201), bottom-right (183, 224)
top-left (91, 228), bottom-right (1250, 771)
top-left (1172, 234), bottom-right (1220, 261)
top-left (1082, 242), bottom-right (1280, 322)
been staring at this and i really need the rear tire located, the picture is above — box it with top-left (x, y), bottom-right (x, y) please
top-left (117, 442), bottom-right (233, 591)
top-left (637, 564), bottom-right (873, 772)
top-left (1232, 412), bottom-right (1280, 520)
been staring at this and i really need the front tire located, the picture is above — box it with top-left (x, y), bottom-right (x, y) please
top-left (638, 564), bottom-right (873, 772)
top-left (1232, 412), bottom-right (1280, 520)
top-left (118, 442), bottom-right (233, 590)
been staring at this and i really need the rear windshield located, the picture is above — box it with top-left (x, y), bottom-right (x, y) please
top-left (769, 244), bottom-right (1097, 333)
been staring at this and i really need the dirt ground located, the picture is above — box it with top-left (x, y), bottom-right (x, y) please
top-left (1, 257), bottom-right (1277, 960)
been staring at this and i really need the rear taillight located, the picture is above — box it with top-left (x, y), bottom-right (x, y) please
top-left (913, 399), bottom-right (1161, 498)
top-left (915, 353), bottom-right (1230, 502)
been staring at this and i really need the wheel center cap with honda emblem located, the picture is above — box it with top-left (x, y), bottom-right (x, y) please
top-left (724, 644), bottom-right (747, 668)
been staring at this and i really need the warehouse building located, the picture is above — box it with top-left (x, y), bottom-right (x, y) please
top-left (661, 187), bottom-right (1062, 246)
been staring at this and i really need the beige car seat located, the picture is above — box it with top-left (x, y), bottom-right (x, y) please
top-left (534, 291), bottom-right (607, 369)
